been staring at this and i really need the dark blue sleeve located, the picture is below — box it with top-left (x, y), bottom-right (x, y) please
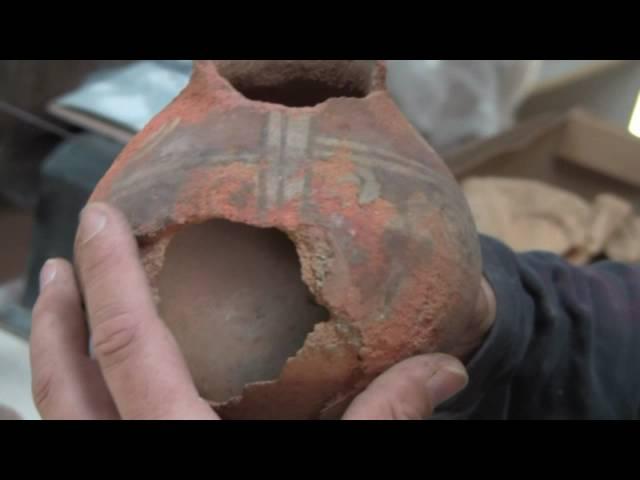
top-left (434, 235), bottom-right (640, 420)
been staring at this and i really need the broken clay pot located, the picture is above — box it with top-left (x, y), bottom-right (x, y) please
top-left (90, 60), bottom-right (482, 419)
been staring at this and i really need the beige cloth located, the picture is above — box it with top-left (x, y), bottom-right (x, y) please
top-left (462, 177), bottom-right (640, 264)
top-left (606, 216), bottom-right (640, 262)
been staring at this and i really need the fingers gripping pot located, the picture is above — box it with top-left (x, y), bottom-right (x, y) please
top-left (90, 60), bottom-right (482, 419)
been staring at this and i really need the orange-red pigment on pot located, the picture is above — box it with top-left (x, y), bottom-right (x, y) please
top-left (90, 60), bottom-right (482, 419)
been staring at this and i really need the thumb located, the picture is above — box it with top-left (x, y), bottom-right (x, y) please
top-left (342, 353), bottom-right (468, 420)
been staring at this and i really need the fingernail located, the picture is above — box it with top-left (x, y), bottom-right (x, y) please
top-left (78, 204), bottom-right (107, 244)
top-left (428, 362), bottom-right (469, 406)
top-left (39, 260), bottom-right (57, 290)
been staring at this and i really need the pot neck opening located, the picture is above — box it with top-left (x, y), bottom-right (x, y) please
top-left (209, 60), bottom-right (379, 108)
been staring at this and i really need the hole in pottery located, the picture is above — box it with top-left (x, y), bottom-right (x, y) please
top-left (215, 60), bottom-right (375, 107)
top-left (157, 219), bottom-right (329, 403)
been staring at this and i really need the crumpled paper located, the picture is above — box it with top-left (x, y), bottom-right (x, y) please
top-left (462, 177), bottom-right (640, 264)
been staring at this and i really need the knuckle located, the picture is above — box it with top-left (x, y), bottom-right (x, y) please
top-left (91, 313), bottom-right (140, 371)
top-left (387, 373), bottom-right (435, 420)
top-left (31, 368), bottom-right (55, 412)
top-left (91, 299), bottom-right (133, 325)
top-left (387, 391), bottom-right (434, 420)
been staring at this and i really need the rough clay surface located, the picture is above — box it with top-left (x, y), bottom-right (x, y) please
top-left (157, 219), bottom-right (328, 403)
top-left (90, 60), bottom-right (482, 419)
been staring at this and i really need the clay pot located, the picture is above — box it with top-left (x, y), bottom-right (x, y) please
top-left (90, 60), bottom-right (482, 419)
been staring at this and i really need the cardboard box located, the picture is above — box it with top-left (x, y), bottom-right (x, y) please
top-left (527, 60), bottom-right (628, 98)
top-left (518, 61), bottom-right (639, 128)
top-left (443, 108), bottom-right (640, 211)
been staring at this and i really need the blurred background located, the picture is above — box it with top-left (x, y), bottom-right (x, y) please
top-left (1, 60), bottom-right (639, 419)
